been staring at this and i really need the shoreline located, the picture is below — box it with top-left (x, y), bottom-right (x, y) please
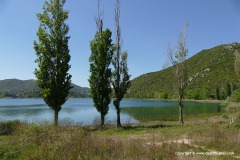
top-left (126, 98), bottom-right (223, 104)
top-left (0, 97), bottom-right (226, 104)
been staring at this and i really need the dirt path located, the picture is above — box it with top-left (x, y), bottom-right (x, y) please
top-left (143, 136), bottom-right (239, 159)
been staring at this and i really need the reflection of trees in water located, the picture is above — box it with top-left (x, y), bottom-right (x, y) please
top-left (0, 104), bottom-right (45, 109)
top-left (0, 102), bottom-right (223, 122)
top-left (0, 106), bottom-right (81, 118)
top-left (0, 108), bottom-right (49, 116)
top-left (61, 108), bottom-right (79, 113)
top-left (122, 105), bottom-right (223, 121)
top-left (122, 107), bottom-right (179, 121)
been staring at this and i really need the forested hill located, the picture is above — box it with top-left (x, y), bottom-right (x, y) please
top-left (126, 43), bottom-right (240, 100)
top-left (0, 79), bottom-right (90, 98)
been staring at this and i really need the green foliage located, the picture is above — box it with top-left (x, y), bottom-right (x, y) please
top-left (186, 89), bottom-right (199, 100)
top-left (158, 92), bottom-right (169, 99)
top-left (186, 86), bottom-right (211, 100)
top-left (216, 86), bottom-right (221, 100)
top-left (112, 51), bottom-right (131, 127)
top-left (127, 43), bottom-right (240, 100)
top-left (0, 146), bottom-right (19, 160)
top-left (0, 120), bottom-right (21, 135)
top-left (227, 79), bottom-right (233, 97)
top-left (234, 45), bottom-right (240, 101)
top-left (232, 89), bottom-right (240, 102)
top-left (200, 85), bottom-right (211, 99)
top-left (234, 49), bottom-right (240, 77)
top-left (215, 86), bottom-right (227, 100)
top-left (34, 0), bottom-right (72, 126)
top-left (112, 52), bottom-right (131, 102)
top-left (89, 28), bottom-right (114, 127)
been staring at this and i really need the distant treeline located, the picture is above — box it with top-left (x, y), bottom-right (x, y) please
top-left (0, 79), bottom-right (90, 98)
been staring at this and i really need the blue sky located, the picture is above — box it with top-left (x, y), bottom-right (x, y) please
top-left (0, 0), bottom-right (240, 87)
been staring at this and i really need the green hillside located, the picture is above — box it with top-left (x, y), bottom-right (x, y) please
top-left (0, 79), bottom-right (90, 98)
top-left (126, 43), bottom-right (240, 100)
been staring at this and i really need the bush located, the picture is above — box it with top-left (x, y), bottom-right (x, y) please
top-left (162, 92), bottom-right (169, 99)
top-left (225, 103), bottom-right (240, 113)
top-left (232, 89), bottom-right (240, 102)
top-left (0, 120), bottom-right (21, 135)
top-left (186, 89), bottom-right (200, 100)
top-left (222, 114), bottom-right (229, 119)
top-left (0, 146), bottom-right (19, 160)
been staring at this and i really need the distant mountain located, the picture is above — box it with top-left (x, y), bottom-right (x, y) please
top-left (126, 43), bottom-right (240, 100)
top-left (0, 79), bottom-right (90, 98)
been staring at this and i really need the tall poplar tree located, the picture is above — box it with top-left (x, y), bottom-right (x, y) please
top-left (89, 0), bottom-right (114, 128)
top-left (112, 0), bottom-right (131, 128)
top-left (34, 0), bottom-right (72, 127)
top-left (168, 23), bottom-right (188, 124)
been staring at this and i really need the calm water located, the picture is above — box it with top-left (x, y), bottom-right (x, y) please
top-left (0, 98), bottom-right (223, 124)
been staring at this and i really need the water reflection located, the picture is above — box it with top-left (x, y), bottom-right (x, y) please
top-left (0, 98), bottom-right (222, 124)
top-left (122, 105), bottom-right (223, 121)
top-left (0, 98), bottom-right (138, 124)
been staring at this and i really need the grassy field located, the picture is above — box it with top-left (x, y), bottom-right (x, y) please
top-left (0, 102), bottom-right (240, 160)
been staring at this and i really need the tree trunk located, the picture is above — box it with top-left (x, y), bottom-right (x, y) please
top-left (101, 113), bottom-right (105, 128)
top-left (114, 99), bottom-right (122, 128)
top-left (54, 109), bottom-right (59, 127)
top-left (179, 97), bottom-right (184, 124)
top-left (179, 106), bottom-right (184, 124)
top-left (117, 107), bottom-right (122, 128)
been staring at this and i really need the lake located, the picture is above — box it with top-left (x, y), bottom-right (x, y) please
top-left (0, 98), bottom-right (223, 125)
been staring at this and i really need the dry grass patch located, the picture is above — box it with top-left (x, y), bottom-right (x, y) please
top-left (0, 123), bottom-right (182, 160)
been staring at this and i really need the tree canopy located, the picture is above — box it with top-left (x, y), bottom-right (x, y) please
top-left (34, 0), bottom-right (72, 127)
top-left (89, 28), bottom-right (114, 128)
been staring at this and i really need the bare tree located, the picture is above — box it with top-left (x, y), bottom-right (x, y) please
top-left (112, 0), bottom-right (131, 128)
top-left (95, 0), bottom-right (104, 34)
top-left (168, 23), bottom-right (188, 124)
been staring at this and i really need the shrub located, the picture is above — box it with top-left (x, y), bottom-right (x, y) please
top-left (0, 146), bottom-right (19, 160)
top-left (232, 89), bottom-right (240, 102)
top-left (225, 103), bottom-right (240, 113)
top-left (0, 120), bottom-right (21, 135)
top-left (186, 89), bottom-right (201, 100)
top-left (162, 92), bottom-right (169, 99)
top-left (222, 114), bottom-right (229, 119)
